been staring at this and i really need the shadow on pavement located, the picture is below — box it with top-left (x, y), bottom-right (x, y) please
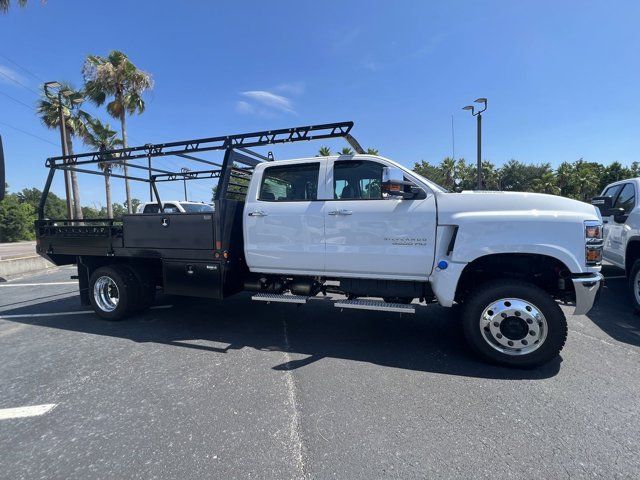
top-left (588, 264), bottom-right (640, 348)
top-left (0, 292), bottom-right (561, 381)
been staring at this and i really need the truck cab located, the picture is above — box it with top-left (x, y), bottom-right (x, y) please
top-left (243, 155), bottom-right (438, 280)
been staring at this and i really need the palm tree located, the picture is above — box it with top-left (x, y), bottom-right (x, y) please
top-left (1, 0), bottom-right (27, 12)
top-left (82, 51), bottom-right (153, 213)
top-left (317, 147), bottom-right (331, 157)
top-left (440, 157), bottom-right (456, 190)
top-left (82, 118), bottom-right (123, 218)
top-left (532, 171), bottom-right (560, 195)
top-left (37, 83), bottom-right (87, 219)
top-left (365, 148), bottom-right (379, 155)
top-left (338, 147), bottom-right (354, 155)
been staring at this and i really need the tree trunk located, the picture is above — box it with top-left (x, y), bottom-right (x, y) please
top-left (120, 109), bottom-right (132, 214)
top-left (66, 131), bottom-right (83, 220)
top-left (105, 173), bottom-right (113, 219)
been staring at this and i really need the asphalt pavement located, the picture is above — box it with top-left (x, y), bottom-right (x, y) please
top-left (0, 264), bottom-right (638, 479)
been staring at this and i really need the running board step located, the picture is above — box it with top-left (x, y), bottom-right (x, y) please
top-left (334, 299), bottom-right (415, 314)
top-left (251, 293), bottom-right (308, 304)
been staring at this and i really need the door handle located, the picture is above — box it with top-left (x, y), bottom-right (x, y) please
top-left (248, 210), bottom-right (267, 217)
top-left (328, 209), bottom-right (352, 216)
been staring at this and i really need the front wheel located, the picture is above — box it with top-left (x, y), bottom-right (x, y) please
top-left (461, 280), bottom-right (567, 368)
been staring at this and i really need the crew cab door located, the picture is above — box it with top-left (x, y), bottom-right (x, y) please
top-left (244, 161), bottom-right (325, 274)
top-left (324, 159), bottom-right (437, 280)
top-left (602, 182), bottom-right (636, 267)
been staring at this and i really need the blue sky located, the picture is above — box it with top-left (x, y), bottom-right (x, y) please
top-left (0, 0), bottom-right (639, 206)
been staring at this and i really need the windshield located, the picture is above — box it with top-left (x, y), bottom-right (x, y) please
top-left (180, 203), bottom-right (214, 212)
top-left (392, 163), bottom-right (449, 193)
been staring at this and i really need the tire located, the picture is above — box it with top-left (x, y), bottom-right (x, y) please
top-left (89, 265), bottom-right (141, 321)
top-left (461, 280), bottom-right (567, 368)
top-left (628, 259), bottom-right (640, 313)
top-left (122, 264), bottom-right (156, 312)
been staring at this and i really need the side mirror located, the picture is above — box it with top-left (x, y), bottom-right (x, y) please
top-left (382, 166), bottom-right (413, 199)
top-left (609, 207), bottom-right (627, 223)
top-left (591, 195), bottom-right (613, 216)
top-left (382, 166), bottom-right (404, 184)
top-left (0, 135), bottom-right (5, 201)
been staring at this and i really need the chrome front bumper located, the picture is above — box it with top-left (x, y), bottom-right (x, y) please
top-left (571, 273), bottom-right (604, 315)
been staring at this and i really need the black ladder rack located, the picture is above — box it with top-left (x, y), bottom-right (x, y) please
top-left (38, 121), bottom-right (362, 219)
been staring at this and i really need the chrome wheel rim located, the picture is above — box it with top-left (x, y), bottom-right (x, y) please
top-left (479, 298), bottom-right (547, 355)
top-left (93, 276), bottom-right (119, 312)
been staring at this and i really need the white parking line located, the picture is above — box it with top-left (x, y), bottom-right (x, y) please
top-left (0, 403), bottom-right (57, 420)
top-left (0, 282), bottom-right (78, 287)
top-left (0, 304), bottom-right (173, 319)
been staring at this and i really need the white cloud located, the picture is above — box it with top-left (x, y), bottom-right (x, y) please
top-left (0, 64), bottom-right (28, 87)
top-left (235, 100), bottom-right (254, 114)
top-left (235, 83), bottom-right (304, 117)
top-left (274, 82), bottom-right (305, 96)
top-left (241, 90), bottom-right (295, 114)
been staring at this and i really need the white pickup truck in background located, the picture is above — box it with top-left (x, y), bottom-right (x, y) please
top-left (592, 179), bottom-right (640, 310)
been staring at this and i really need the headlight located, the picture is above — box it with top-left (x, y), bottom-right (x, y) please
top-left (585, 220), bottom-right (603, 266)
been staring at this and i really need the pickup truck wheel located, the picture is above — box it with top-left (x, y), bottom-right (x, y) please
top-left (628, 259), bottom-right (640, 312)
top-left (89, 265), bottom-right (140, 321)
top-left (461, 281), bottom-right (567, 368)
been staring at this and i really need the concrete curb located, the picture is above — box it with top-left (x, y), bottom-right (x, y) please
top-left (0, 255), bottom-right (54, 279)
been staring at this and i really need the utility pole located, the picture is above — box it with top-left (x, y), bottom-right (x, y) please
top-left (462, 98), bottom-right (488, 190)
top-left (45, 81), bottom-right (73, 219)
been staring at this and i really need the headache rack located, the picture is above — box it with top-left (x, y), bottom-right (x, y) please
top-left (38, 120), bottom-right (362, 222)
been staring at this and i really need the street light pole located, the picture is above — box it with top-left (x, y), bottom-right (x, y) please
top-left (45, 81), bottom-right (73, 220)
top-left (181, 167), bottom-right (190, 201)
top-left (463, 98), bottom-right (488, 190)
top-left (476, 110), bottom-right (482, 190)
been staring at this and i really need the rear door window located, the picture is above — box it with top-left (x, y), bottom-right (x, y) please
top-left (259, 163), bottom-right (320, 201)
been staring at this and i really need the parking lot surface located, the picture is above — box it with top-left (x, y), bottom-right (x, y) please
top-left (0, 264), bottom-right (639, 479)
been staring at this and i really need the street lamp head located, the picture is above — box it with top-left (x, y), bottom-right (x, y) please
top-left (474, 97), bottom-right (487, 104)
top-left (44, 81), bottom-right (61, 89)
top-left (71, 97), bottom-right (84, 104)
top-left (60, 89), bottom-right (74, 97)
top-left (463, 105), bottom-right (474, 112)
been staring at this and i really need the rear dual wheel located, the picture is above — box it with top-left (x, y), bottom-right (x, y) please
top-left (461, 280), bottom-right (567, 368)
top-left (89, 265), bottom-right (155, 320)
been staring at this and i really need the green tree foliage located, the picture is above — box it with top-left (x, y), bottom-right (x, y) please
top-left (17, 187), bottom-right (66, 219)
top-left (0, 186), bottom-right (35, 242)
top-left (413, 157), bottom-right (629, 200)
top-left (0, 196), bottom-right (34, 241)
